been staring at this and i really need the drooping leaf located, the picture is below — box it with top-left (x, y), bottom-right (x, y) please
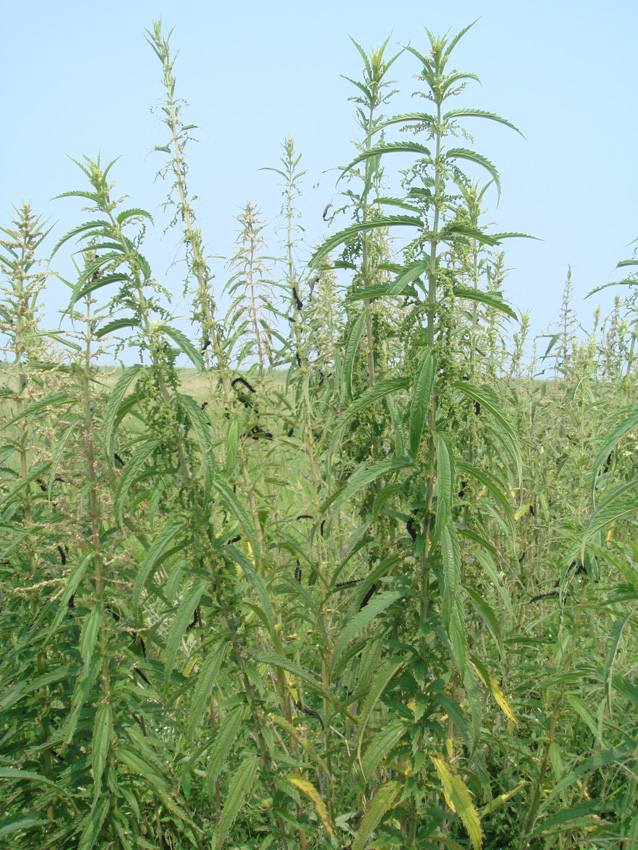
top-left (162, 323), bottom-right (205, 369)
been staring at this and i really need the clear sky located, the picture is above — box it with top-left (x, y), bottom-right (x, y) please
top-left (2, 0), bottom-right (637, 353)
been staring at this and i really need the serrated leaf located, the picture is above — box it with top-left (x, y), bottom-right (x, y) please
top-left (103, 364), bottom-right (142, 462)
top-left (431, 755), bottom-right (482, 850)
top-left (453, 382), bottom-right (522, 480)
top-left (343, 312), bottom-right (367, 400)
top-left (332, 591), bottom-right (402, 671)
top-left (287, 775), bottom-right (334, 835)
top-left (71, 273), bottom-right (129, 308)
top-left (269, 716), bottom-right (332, 784)
top-left (95, 318), bottom-right (141, 339)
top-left (443, 108), bottom-right (525, 137)
top-left (162, 324), bottom-right (204, 369)
top-left (114, 436), bottom-right (161, 528)
top-left (446, 147), bottom-right (501, 200)
top-left (352, 781), bottom-right (401, 850)
top-left (132, 517), bottom-right (187, 613)
top-left (225, 545), bottom-right (274, 633)
top-left (92, 703), bottom-right (113, 798)
top-left (470, 657), bottom-right (516, 723)
top-left (205, 705), bottom-right (246, 795)
top-left (464, 587), bottom-right (502, 654)
top-left (77, 794), bottom-right (110, 850)
top-left (216, 757), bottom-right (259, 849)
top-left (46, 550), bottom-right (93, 641)
top-left (310, 215), bottom-right (423, 268)
top-left (591, 409), bottom-right (638, 495)
top-left (253, 653), bottom-right (330, 700)
top-left (388, 259), bottom-right (430, 296)
top-left (164, 580), bottom-right (207, 683)
top-left (334, 377), bottom-right (408, 433)
top-left (356, 658), bottom-right (404, 747)
top-left (187, 644), bottom-right (228, 740)
top-left (360, 721), bottom-right (405, 781)
top-left (323, 456), bottom-right (413, 517)
top-left (0, 814), bottom-right (50, 838)
top-left (409, 349), bottom-right (436, 455)
top-left (116, 207), bottom-right (153, 226)
top-left (453, 286), bottom-right (517, 320)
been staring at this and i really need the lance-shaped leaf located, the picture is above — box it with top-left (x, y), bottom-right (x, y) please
top-left (590, 408), bottom-right (638, 495)
top-left (409, 349), bottom-right (436, 456)
top-left (352, 781), bottom-right (401, 850)
top-left (356, 657), bottom-right (404, 746)
top-left (322, 456), bottom-right (413, 518)
top-left (287, 775), bottom-right (335, 836)
top-left (95, 318), bottom-right (141, 339)
top-left (46, 550), bottom-right (93, 642)
top-left (187, 643), bottom-right (227, 741)
top-left (470, 657), bottom-right (516, 723)
top-left (339, 142), bottom-right (433, 183)
top-left (443, 108), bottom-right (525, 137)
top-left (453, 381), bottom-right (522, 480)
top-left (77, 794), bottom-right (110, 850)
top-left (165, 580), bottom-right (207, 683)
top-left (269, 716), bottom-right (332, 785)
top-left (310, 215), bottom-right (422, 268)
top-left (342, 311), bottom-right (367, 400)
top-left (92, 702), bottom-right (113, 798)
top-left (452, 287), bottom-right (517, 320)
top-left (431, 755), bottom-right (483, 850)
top-left (114, 436), bottom-right (161, 528)
top-left (162, 323), bottom-right (204, 369)
top-left (71, 273), bottom-right (130, 308)
top-left (360, 721), bottom-right (406, 781)
top-left (0, 814), bottom-right (50, 839)
top-left (333, 377), bottom-right (408, 443)
top-left (103, 364), bottom-right (141, 461)
top-left (216, 757), bottom-right (259, 849)
top-left (225, 544), bottom-right (274, 633)
top-left (388, 259), bottom-right (431, 296)
top-left (254, 653), bottom-right (331, 700)
top-left (133, 517), bottom-right (187, 613)
top-left (205, 705), bottom-right (246, 795)
top-left (446, 147), bottom-right (502, 200)
top-left (332, 591), bottom-right (402, 672)
top-left (211, 486), bottom-right (257, 568)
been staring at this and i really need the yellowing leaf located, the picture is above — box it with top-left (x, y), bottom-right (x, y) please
top-left (351, 781), bottom-right (400, 850)
top-left (287, 774), bottom-right (334, 836)
top-left (431, 755), bottom-right (482, 850)
top-left (514, 503), bottom-right (532, 521)
top-left (471, 657), bottom-right (517, 724)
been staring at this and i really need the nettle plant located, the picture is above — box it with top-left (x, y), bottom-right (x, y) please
top-left (1, 18), bottom-right (638, 850)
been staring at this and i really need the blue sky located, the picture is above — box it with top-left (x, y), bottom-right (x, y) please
top-left (2, 0), bottom-right (637, 353)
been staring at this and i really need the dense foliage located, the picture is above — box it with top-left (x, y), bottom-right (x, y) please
top-left (1, 20), bottom-right (638, 850)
